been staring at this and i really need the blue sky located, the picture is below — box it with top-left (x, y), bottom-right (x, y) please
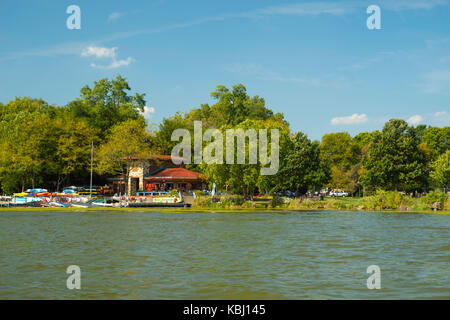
top-left (0, 0), bottom-right (449, 140)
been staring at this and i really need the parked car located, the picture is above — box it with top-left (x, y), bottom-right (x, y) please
top-left (330, 190), bottom-right (349, 197)
top-left (273, 190), bottom-right (296, 198)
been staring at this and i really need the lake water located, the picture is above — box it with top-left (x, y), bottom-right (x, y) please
top-left (0, 210), bottom-right (449, 299)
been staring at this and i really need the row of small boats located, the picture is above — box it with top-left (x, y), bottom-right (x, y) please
top-left (13, 188), bottom-right (88, 197)
top-left (2, 189), bottom-right (188, 208)
top-left (2, 197), bottom-right (117, 208)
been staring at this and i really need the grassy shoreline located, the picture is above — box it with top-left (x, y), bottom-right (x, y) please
top-left (1, 191), bottom-right (448, 214)
top-left (0, 204), bottom-right (448, 215)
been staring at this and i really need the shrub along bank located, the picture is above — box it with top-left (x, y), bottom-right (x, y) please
top-left (191, 190), bottom-right (449, 212)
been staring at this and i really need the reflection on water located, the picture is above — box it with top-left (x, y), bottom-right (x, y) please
top-left (0, 210), bottom-right (449, 299)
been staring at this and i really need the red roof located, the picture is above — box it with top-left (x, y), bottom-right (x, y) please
top-left (108, 174), bottom-right (126, 180)
top-left (124, 154), bottom-right (186, 162)
top-left (108, 168), bottom-right (204, 181)
top-left (145, 168), bottom-right (203, 179)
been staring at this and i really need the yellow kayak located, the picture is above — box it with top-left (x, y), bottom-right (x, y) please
top-left (13, 193), bottom-right (29, 196)
top-left (64, 193), bottom-right (79, 196)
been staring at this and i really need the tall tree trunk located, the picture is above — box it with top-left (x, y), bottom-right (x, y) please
top-left (125, 161), bottom-right (130, 197)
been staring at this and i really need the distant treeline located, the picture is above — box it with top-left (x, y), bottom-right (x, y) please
top-left (0, 76), bottom-right (448, 196)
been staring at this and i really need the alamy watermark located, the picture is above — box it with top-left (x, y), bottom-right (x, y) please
top-left (366, 265), bottom-right (381, 289)
top-left (66, 265), bottom-right (81, 289)
top-left (171, 121), bottom-right (279, 175)
top-left (64, 4), bottom-right (381, 33)
top-left (66, 5), bottom-right (81, 30)
top-left (367, 5), bottom-right (381, 30)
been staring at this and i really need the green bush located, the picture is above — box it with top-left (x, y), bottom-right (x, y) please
top-left (269, 196), bottom-right (284, 208)
top-left (241, 201), bottom-right (257, 208)
top-left (192, 196), bottom-right (212, 208)
top-left (337, 201), bottom-right (348, 210)
top-left (324, 198), bottom-right (339, 209)
top-left (424, 190), bottom-right (447, 207)
top-left (287, 199), bottom-right (302, 209)
top-left (362, 190), bottom-right (409, 210)
top-left (302, 199), bottom-right (315, 209)
top-left (220, 196), bottom-right (245, 207)
top-left (193, 190), bottom-right (204, 196)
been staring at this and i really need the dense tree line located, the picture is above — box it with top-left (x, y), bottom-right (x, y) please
top-left (0, 76), bottom-right (145, 193)
top-left (0, 76), bottom-right (448, 196)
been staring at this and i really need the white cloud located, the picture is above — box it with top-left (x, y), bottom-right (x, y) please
top-left (90, 57), bottom-right (134, 69)
top-left (110, 57), bottom-right (134, 68)
top-left (81, 46), bottom-right (133, 69)
top-left (430, 111), bottom-right (450, 125)
top-left (407, 115), bottom-right (423, 125)
top-left (331, 113), bottom-right (368, 125)
top-left (81, 46), bottom-right (117, 58)
top-left (108, 12), bottom-right (123, 21)
top-left (142, 106), bottom-right (155, 120)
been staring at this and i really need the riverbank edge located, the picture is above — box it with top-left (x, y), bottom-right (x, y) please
top-left (0, 206), bottom-right (448, 215)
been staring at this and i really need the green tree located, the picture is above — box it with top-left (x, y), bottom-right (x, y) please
top-left (67, 75), bottom-right (146, 136)
top-left (421, 126), bottom-right (450, 161)
top-left (353, 131), bottom-right (375, 150)
top-left (361, 119), bottom-right (428, 192)
top-left (0, 97), bottom-right (61, 192)
top-left (0, 112), bottom-right (52, 192)
top-left (279, 132), bottom-right (330, 193)
top-left (200, 119), bottom-right (290, 198)
top-left (320, 132), bottom-right (359, 170)
top-left (430, 150), bottom-right (450, 189)
top-left (0, 97), bottom-right (102, 192)
top-left (414, 124), bottom-right (428, 142)
top-left (155, 84), bottom-right (287, 160)
top-left (155, 112), bottom-right (189, 155)
top-left (48, 114), bottom-right (97, 191)
top-left (208, 84), bottom-right (285, 127)
top-left (0, 97), bottom-right (56, 121)
top-left (320, 132), bottom-right (360, 193)
top-left (96, 119), bottom-right (152, 195)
